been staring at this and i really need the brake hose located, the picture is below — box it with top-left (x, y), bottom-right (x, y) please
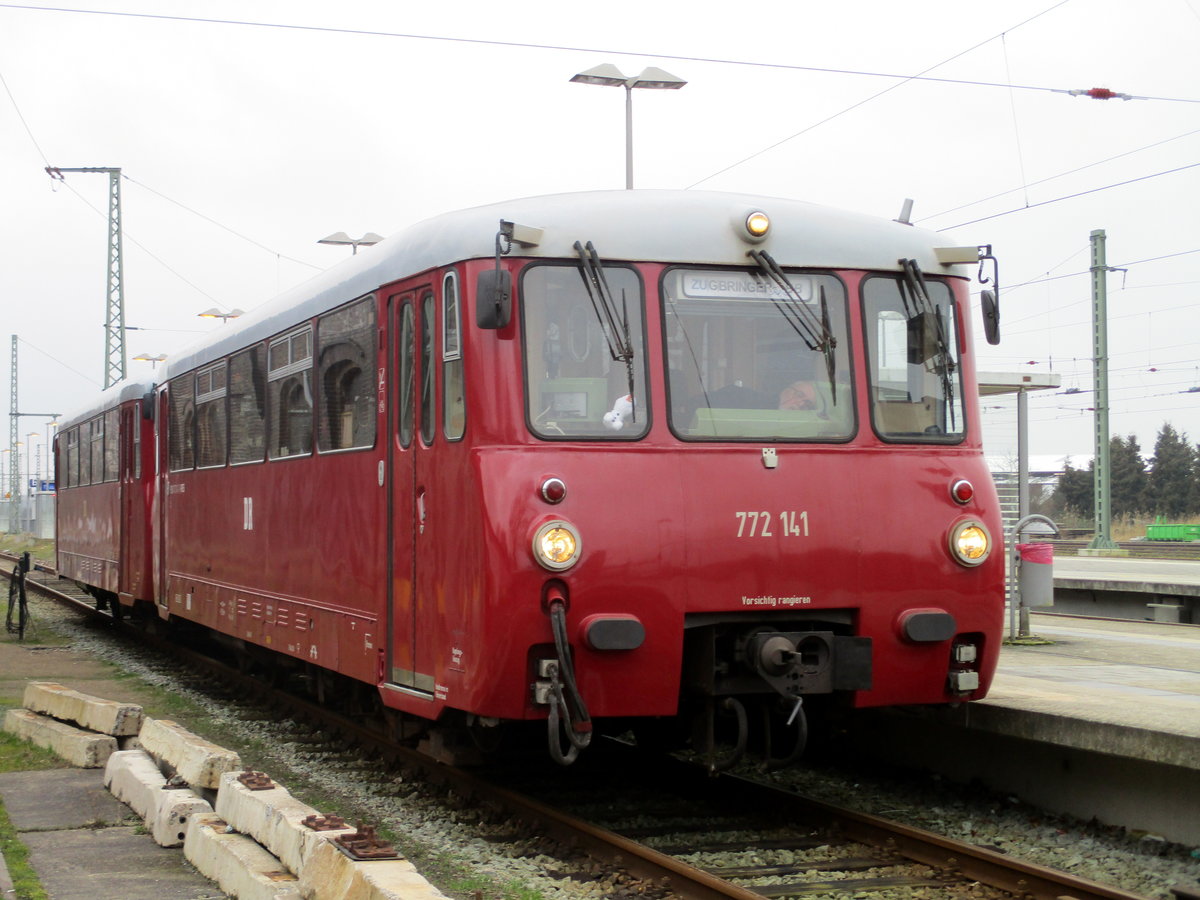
top-left (546, 599), bottom-right (592, 765)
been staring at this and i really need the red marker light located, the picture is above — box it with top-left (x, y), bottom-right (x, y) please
top-left (540, 477), bottom-right (567, 504)
top-left (951, 480), bottom-right (974, 504)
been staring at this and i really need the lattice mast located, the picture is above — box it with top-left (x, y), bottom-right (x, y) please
top-left (47, 167), bottom-right (126, 387)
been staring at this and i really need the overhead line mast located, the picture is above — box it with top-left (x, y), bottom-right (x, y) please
top-left (46, 166), bottom-right (126, 388)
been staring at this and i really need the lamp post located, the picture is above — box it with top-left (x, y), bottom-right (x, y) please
top-left (318, 232), bottom-right (384, 255)
top-left (27, 433), bottom-right (40, 487)
top-left (570, 64), bottom-right (687, 190)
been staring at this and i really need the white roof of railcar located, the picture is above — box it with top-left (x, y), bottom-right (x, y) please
top-left (58, 379), bottom-right (154, 431)
top-left (164, 190), bottom-right (969, 378)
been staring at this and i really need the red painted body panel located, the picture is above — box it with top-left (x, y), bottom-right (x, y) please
top-left (57, 481), bottom-right (120, 591)
top-left (161, 449), bottom-right (387, 685)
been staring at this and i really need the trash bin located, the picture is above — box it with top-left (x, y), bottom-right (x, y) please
top-left (1016, 542), bottom-right (1054, 608)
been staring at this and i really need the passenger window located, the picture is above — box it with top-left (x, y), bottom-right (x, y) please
top-left (78, 422), bottom-right (91, 485)
top-left (133, 406), bottom-right (141, 480)
top-left (65, 428), bottom-right (78, 489)
top-left (168, 376), bottom-right (196, 471)
top-left (229, 346), bottom-right (267, 464)
top-left (268, 326), bottom-right (314, 459)
top-left (196, 363), bottom-right (228, 468)
top-left (442, 273), bottom-right (464, 440)
top-left (420, 292), bottom-right (435, 445)
top-left (318, 296), bottom-right (377, 452)
top-left (89, 417), bottom-right (104, 484)
top-left (104, 409), bottom-right (119, 482)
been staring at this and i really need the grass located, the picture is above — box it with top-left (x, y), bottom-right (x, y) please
top-left (1049, 513), bottom-right (1200, 542)
top-left (0, 536), bottom-right (55, 567)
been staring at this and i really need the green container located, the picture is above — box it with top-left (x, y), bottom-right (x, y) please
top-left (1146, 520), bottom-right (1200, 541)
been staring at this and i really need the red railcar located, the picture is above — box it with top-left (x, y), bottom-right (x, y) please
top-left (56, 383), bottom-right (155, 610)
top-left (57, 190), bottom-right (1005, 766)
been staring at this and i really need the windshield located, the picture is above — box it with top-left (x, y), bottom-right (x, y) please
top-left (863, 275), bottom-right (965, 441)
top-left (663, 268), bottom-right (854, 441)
top-left (522, 263), bottom-right (649, 439)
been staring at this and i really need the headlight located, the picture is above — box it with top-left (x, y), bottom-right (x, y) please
top-left (949, 520), bottom-right (991, 567)
top-left (533, 520), bottom-right (581, 571)
top-left (745, 211), bottom-right (770, 237)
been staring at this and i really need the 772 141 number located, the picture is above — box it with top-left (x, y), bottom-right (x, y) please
top-left (734, 510), bottom-right (809, 538)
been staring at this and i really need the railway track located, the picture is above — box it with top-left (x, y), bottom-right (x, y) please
top-left (2, 555), bottom-right (1164, 900)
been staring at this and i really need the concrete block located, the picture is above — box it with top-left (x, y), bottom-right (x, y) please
top-left (3, 708), bottom-right (116, 768)
top-left (105, 749), bottom-right (213, 847)
top-left (216, 770), bottom-right (354, 877)
top-left (185, 813), bottom-right (302, 900)
top-left (151, 790), bottom-right (214, 848)
top-left (22, 681), bottom-right (143, 736)
top-left (138, 717), bottom-right (241, 790)
top-left (299, 837), bottom-right (447, 900)
top-left (104, 749), bottom-right (165, 815)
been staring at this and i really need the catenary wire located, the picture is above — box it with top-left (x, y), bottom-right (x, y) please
top-left (3, 2), bottom-right (1198, 104)
top-left (123, 176), bottom-right (322, 272)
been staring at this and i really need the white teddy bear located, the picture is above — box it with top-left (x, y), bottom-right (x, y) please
top-left (602, 394), bottom-right (635, 431)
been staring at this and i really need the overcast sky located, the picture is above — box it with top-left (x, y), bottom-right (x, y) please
top-left (2, 0), bottom-right (1198, 481)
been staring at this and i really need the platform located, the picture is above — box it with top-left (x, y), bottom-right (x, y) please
top-left (0, 767), bottom-right (227, 899)
top-left (860, 612), bottom-right (1200, 844)
top-left (1049, 554), bottom-right (1200, 622)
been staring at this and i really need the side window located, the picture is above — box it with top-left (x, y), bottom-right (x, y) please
top-left (397, 303), bottom-right (415, 449)
top-left (64, 428), bottom-right (78, 489)
top-left (196, 363), bottom-right (228, 468)
top-left (169, 376), bottom-right (196, 471)
top-left (133, 404), bottom-right (142, 480)
top-left (268, 327), bottom-right (314, 459)
top-left (104, 409), bottom-right (119, 482)
top-left (863, 276), bottom-right (965, 442)
top-left (442, 272), bottom-right (465, 440)
top-left (89, 417), bottom-right (104, 484)
top-left (419, 292), bottom-right (435, 445)
top-left (79, 422), bottom-right (91, 485)
top-left (230, 346), bottom-right (267, 465)
top-left (318, 296), bottom-right (377, 452)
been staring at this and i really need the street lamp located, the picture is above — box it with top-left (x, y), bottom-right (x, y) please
top-left (318, 232), bottom-right (384, 255)
top-left (570, 64), bottom-right (687, 190)
top-left (198, 308), bottom-right (243, 323)
top-left (133, 353), bottom-right (168, 369)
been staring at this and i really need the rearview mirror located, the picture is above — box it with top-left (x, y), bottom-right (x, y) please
top-left (476, 270), bottom-right (512, 329)
top-left (980, 289), bottom-right (1000, 345)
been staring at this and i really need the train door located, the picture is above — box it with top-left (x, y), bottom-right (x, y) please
top-left (118, 404), bottom-right (136, 601)
top-left (155, 389), bottom-right (170, 611)
top-left (387, 289), bottom-right (436, 693)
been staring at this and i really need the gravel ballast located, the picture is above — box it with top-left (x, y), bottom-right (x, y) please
top-left (22, 604), bottom-right (1200, 900)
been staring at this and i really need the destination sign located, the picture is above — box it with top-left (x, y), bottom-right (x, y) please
top-left (677, 270), bottom-right (813, 302)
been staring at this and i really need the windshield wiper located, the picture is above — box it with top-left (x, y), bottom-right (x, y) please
top-left (747, 249), bottom-right (839, 404)
top-left (574, 240), bottom-right (636, 418)
top-left (898, 257), bottom-right (956, 431)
